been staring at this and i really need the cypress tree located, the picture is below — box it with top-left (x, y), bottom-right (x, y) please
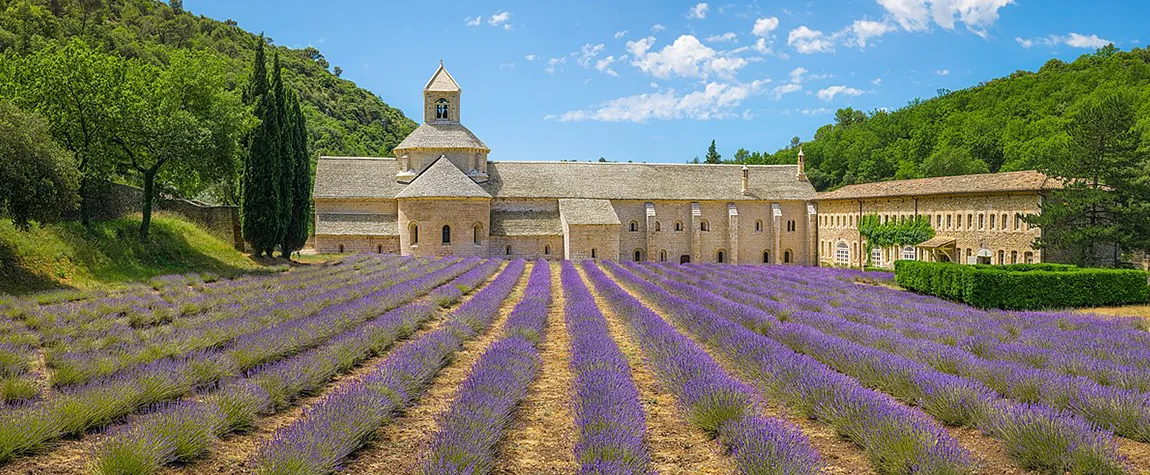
top-left (271, 51), bottom-right (293, 256)
top-left (282, 92), bottom-right (311, 257)
top-left (241, 39), bottom-right (282, 257)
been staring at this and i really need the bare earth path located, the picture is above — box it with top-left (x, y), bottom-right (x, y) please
top-left (577, 266), bottom-right (736, 475)
top-left (336, 263), bottom-right (530, 474)
top-left (493, 263), bottom-right (577, 474)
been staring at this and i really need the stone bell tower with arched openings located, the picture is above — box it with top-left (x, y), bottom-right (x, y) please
top-left (394, 61), bottom-right (490, 184)
top-left (424, 60), bottom-right (461, 124)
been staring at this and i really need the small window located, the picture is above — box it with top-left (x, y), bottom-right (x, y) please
top-left (655, 221), bottom-right (661, 232)
top-left (1011, 250), bottom-right (1018, 264)
top-left (947, 214), bottom-right (953, 229)
top-left (755, 220), bottom-right (763, 232)
top-left (442, 225), bottom-right (451, 244)
top-left (967, 213), bottom-right (973, 230)
top-left (544, 245), bottom-right (551, 255)
top-left (1024, 251), bottom-right (1034, 264)
top-left (997, 250), bottom-right (1005, 265)
top-left (660, 250), bottom-right (667, 262)
top-left (473, 223), bottom-right (482, 244)
top-left (338, 244), bottom-right (345, 253)
top-left (505, 245), bottom-right (512, 256)
top-left (1001, 213), bottom-right (1008, 230)
top-left (700, 220), bottom-right (710, 232)
top-left (436, 98), bottom-right (449, 120)
top-left (989, 214), bottom-right (996, 230)
top-left (377, 244), bottom-right (383, 254)
top-left (634, 249), bottom-right (643, 262)
top-left (835, 242), bottom-right (849, 265)
top-left (762, 250), bottom-right (770, 264)
top-left (902, 246), bottom-right (916, 261)
top-left (629, 221), bottom-right (639, 232)
top-left (871, 247), bottom-right (883, 267)
top-left (1014, 214), bottom-right (1022, 231)
top-left (784, 250), bottom-right (793, 264)
top-left (675, 221), bottom-right (683, 232)
top-left (410, 223), bottom-right (419, 244)
top-left (591, 248), bottom-right (598, 259)
top-left (717, 250), bottom-right (725, 263)
top-left (787, 220), bottom-right (796, 232)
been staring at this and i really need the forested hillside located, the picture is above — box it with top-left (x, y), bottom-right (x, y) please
top-left (735, 45), bottom-right (1150, 192)
top-left (0, 0), bottom-right (416, 161)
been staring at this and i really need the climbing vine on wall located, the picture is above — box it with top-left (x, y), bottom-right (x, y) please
top-left (858, 215), bottom-right (936, 266)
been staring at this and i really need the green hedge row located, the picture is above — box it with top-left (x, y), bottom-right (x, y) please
top-left (894, 260), bottom-right (1150, 310)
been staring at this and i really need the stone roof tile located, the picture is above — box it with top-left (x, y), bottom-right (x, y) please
top-left (490, 210), bottom-right (562, 236)
top-left (817, 170), bottom-right (1058, 201)
top-left (394, 123), bottom-right (489, 151)
top-left (424, 63), bottom-right (461, 92)
top-left (313, 157), bottom-right (404, 199)
top-left (314, 213), bottom-right (397, 236)
top-left (395, 156), bottom-right (491, 199)
top-left (559, 199), bottom-right (621, 226)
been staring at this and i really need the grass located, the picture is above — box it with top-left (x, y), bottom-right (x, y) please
top-left (0, 213), bottom-right (265, 296)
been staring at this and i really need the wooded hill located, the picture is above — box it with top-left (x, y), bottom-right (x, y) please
top-left (735, 45), bottom-right (1150, 192)
top-left (0, 0), bottom-right (416, 161)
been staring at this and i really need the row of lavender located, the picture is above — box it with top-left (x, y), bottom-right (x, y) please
top-left (636, 262), bottom-right (1129, 474)
top-left (582, 262), bottom-right (823, 474)
top-left (250, 259), bottom-right (527, 474)
top-left (0, 256), bottom-right (487, 465)
top-left (91, 259), bottom-right (508, 474)
top-left (420, 260), bottom-right (551, 473)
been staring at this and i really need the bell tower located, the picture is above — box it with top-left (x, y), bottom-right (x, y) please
top-left (424, 60), bottom-right (461, 124)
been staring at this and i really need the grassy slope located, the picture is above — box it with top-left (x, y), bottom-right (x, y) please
top-left (0, 213), bottom-right (262, 295)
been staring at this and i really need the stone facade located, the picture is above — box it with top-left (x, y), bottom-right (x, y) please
top-left (815, 171), bottom-right (1057, 268)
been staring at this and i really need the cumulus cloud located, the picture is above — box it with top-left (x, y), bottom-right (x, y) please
top-left (652, 23), bottom-right (666, 33)
top-left (800, 107), bottom-right (830, 115)
top-left (467, 12), bottom-right (512, 30)
top-left (771, 83), bottom-right (802, 100)
top-left (628, 35), bottom-right (748, 79)
top-left (872, 77), bottom-right (883, 85)
top-left (464, 15), bottom-right (482, 27)
top-left (848, 20), bottom-right (897, 47)
top-left (577, 43), bottom-right (605, 67)
top-left (706, 32), bottom-right (738, 43)
top-left (524, 54), bottom-right (536, 61)
top-left (549, 81), bottom-right (758, 123)
top-left (614, 30), bottom-right (628, 39)
top-left (788, 26), bottom-right (835, 54)
top-left (488, 11), bottom-right (510, 27)
top-left (596, 55), bottom-right (624, 77)
top-left (817, 85), bottom-right (865, 101)
top-left (688, 3), bottom-right (709, 19)
top-left (789, 67), bottom-right (808, 84)
top-left (1016, 32), bottom-right (1113, 49)
top-left (545, 57), bottom-right (566, 74)
top-left (752, 17), bottom-right (780, 36)
top-left (877, 0), bottom-right (1014, 37)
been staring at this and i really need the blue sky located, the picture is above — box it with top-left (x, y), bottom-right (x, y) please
top-left (186, 0), bottom-right (1145, 163)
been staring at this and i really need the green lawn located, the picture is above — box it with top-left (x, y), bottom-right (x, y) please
top-left (0, 213), bottom-right (265, 296)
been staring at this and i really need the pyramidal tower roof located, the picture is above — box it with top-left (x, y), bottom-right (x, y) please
top-left (396, 155), bottom-right (490, 199)
top-left (424, 61), bottom-right (461, 92)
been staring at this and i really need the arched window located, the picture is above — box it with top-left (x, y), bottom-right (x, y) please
top-left (979, 213), bottom-right (985, 230)
top-left (989, 214), bottom-right (996, 230)
top-left (660, 250), bottom-right (667, 262)
top-left (700, 220), bottom-right (710, 232)
top-left (544, 244), bottom-right (551, 255)
top-left (410, 223), bottom-right (419, 245)
top-left (377, 244), bottom-right (383, 254)
top-left (762, 250), bottom-right (770, 264)
top-left (1014, 213), bottom-right (1022, 231)
top-left (442, 225), bottom-right (451, 244)
top-left (967, 214), bottom-right (973, 229)
top-left (786, 220), bottom-right (796, 232)
top-left (755, 220), bottom-right (763, 232)
top-left (505, 245), bottom-right (512, 256)
top-left (1024, 251), bottom-right (1034, 264)
top-left (435, 98), bottom-right (449, 120)
top-left (629, 221), bottom-right (639, 232)
top-left (591, 248), bottom-right (598, 259)
top-left (997, 250), bottom-right (1005, 265)
top-left (634, 249), bottom-right (643, 262)
top-left (902, 246), bottom-right (916, 261)
top-left (655, 221), bottom-right (661, 232)
top-left (674, 221), bottom-right (683, 232)
top-left (835, 242), bottom-right (849, 265)
top-left (716, 250), bottom-right (725, 263)
top-left (784, 250), bottom-right (793, 264)
top-left (1001, 213), bottom-right (1008, 230)
top-left (338, 244), bottom-right (345, 253)
top-left (473, 223), bottom-right (482, 245)
top-left (1011, 250), bottom-right (1018, 264)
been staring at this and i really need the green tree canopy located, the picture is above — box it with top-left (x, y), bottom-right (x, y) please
top-left (704, 139), bottom-right (721, 164)
top-left (0, 101), bottom-right (79, 229)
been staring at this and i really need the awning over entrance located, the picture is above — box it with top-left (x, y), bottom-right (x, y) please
top-left (916, 236), bottom-right (956, 249)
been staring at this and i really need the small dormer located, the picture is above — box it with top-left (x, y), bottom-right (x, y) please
top-left (424, 61), bottom-right (461, 124)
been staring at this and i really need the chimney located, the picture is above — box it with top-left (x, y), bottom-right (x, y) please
top-left (796, 145), bottom-right (807, 181)
top-left (741, 164), bottom-right (749, 195)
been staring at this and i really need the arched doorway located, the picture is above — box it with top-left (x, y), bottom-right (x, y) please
top-left (680, 255), bottom-right (691, 264)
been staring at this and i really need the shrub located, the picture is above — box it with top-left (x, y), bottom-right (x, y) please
top-left (895, 261), bottom-right (1149, 309)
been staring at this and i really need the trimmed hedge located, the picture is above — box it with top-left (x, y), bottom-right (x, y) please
top-left (895, 260), bottom-right (1150, 310)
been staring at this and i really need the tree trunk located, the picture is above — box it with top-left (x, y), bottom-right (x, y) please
top-left (139, 169), bottom-right (156, 240)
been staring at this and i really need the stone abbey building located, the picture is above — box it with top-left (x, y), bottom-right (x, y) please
top-left (313, 63), bottom-right (1055, 266)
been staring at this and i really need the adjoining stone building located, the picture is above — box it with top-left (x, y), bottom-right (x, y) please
top-left (313, 62), bottom-right (819, 264)
top-left (814, 170), bottom-right (1061, 269)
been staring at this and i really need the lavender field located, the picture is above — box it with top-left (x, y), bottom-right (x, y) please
top-left (0, 255), bottom-right (1148, 474)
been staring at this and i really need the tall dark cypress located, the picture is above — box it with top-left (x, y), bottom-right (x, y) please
top-left (282, 92), bottom-right (311, 257)
top-left (242, 39), bottom-right (282, 257)
top-left (271, 51), bottom-right (293, 255)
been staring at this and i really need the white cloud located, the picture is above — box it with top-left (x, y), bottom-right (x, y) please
top-left (549, 81), bottom-right (754, 123)
top-left (499, 63), bottom-right (516, 70)
top-left (817, 85), bottom-right (865, 101)
top-left (652, 23), bottom-right (666, 33)
top-left (789, 67), bottom-right (808, 83)
top-left (545, 57), bottom-right (566, 74)
top-left (629, 35), bottom-right (748, 79)
top-left (878, 0), bottom-right (1013, 37)
top-left (752, 17), bottom-right (780, 36)
top-left (788, 26), bottom-right (835, 54)
top-left (706, 32), bottom-right (738, 43)
top-left (848, 20), bottom-right (897, 47)
top-left (614, 30), bottom-right (628, 39)
top-left (577, 43), bottom-right (605, 67)
top-left (688, 3), bottom-right (709, 19)
top-left (488, 11), bottom-right (510, 26)
top-left (650, 81), bottom-right (659, 88)
top-left (525, 54), bottom-right (536, 61)
top-left (800, 107), bottom-right (831, 115)
top-left (1015, 32), bottom-right (1113, 49)
top-left (595, 55), bottom-right (621, 77)
top-left (465, 15), bottom-right (482, 27)
top-left (872, 77), bottom-right (883, 85)
top-left (935, 68), bottom-right (949, 75)
top-left (771, 83), bottom-right (802, 100)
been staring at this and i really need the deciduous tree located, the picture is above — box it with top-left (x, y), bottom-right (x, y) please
top-left (0, 101), bottom-right (79, 229)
